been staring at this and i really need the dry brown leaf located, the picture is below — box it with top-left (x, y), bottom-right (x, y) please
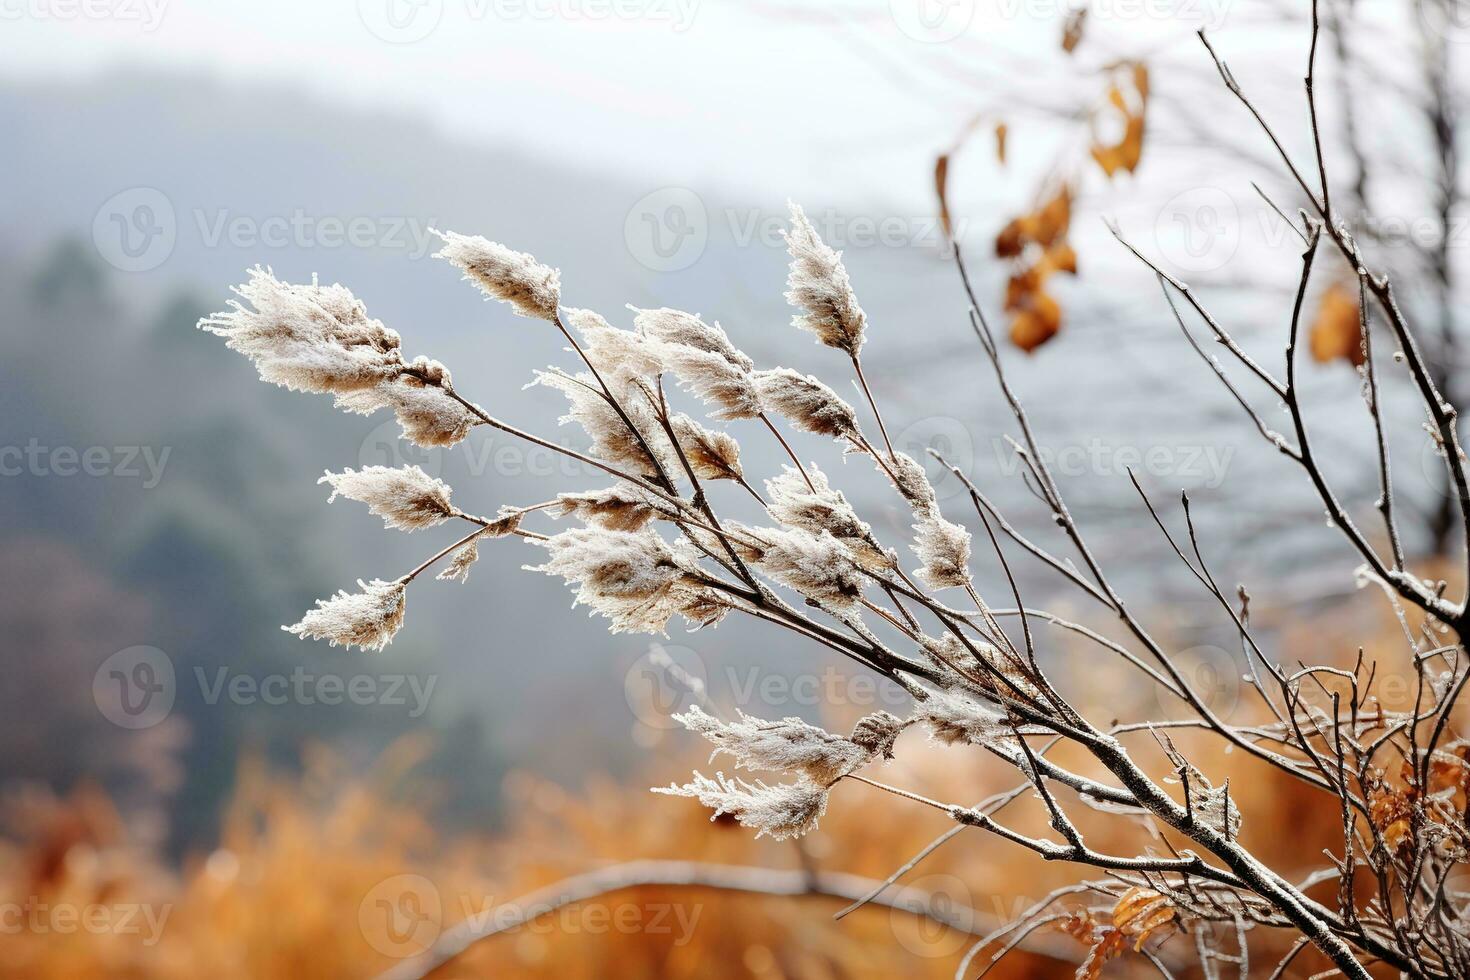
top-left (1062, 7), bottom-right (1087, 53)
top-left (995, 122), bottom-right (1008, 165)
top-left (1309, 282), bottom-right (1365, 367)
top-left (935, 153), bottom-right (952, 240)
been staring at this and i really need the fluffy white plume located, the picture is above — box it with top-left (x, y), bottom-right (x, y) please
top-left (633, 308), bottom-right (753, 371)
top-left (635, 308), bottom-right (763, 421)
top-left (653, 771), bottom-right (828, 840)
top-left (661, 344), bottom-right (763, 421)
top-left (765, 465), bottom-right (889, 569)
top-left (848, 711), bottom-right (908, 761)
top-left (753, 369), bottom-right (860, 442)
top-left (748, 526), bottom-right (865, 611)
top-left (912, 514), bottom-right (973, 590)
top-left (887, 451), bottom-right (939, 514)
top-left (784, 202), bottom-right (867, 356)
top-left (335, 377), bottom-right (480, 448)
top-left (284, 578), bottom-right (406, 651)
top-left (433, 231), bottom-right (561, 321)
top-left (671, 414), bottom-right (743, 482)
top-left (533, 370), bottom-right (676, 479)
top-left (528, 526), bottom-right (700, 634)
top-left (198, 267), bottom-right (405, 395)
top-left (916, 687), bottom-right (1014, 751)
top-left (436, 536), bottom-right (482, 584)
top-left (674, 705), bottom-right (871, 785)
top-left (554, 483), bottom-right (663, 531)
top-left (567, 308), bottom-right (667, 389)
top-left (319, 465), bottom-right (454, 531)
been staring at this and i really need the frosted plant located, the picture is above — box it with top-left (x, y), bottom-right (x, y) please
top-left (673, 705), bottom-right (873, 785)
top-left (432, 231), bottom-right (561, 321)
top-left (283, 579), bottom-right (406, 651)
top-left (204, 26), bottom-right (1470, 970)
top-left (319, 465), bottom-right (455, 531)
top-left (653, 771), bottom-right (829, 841)
top-left (783, 201), bottom-right (867, 357)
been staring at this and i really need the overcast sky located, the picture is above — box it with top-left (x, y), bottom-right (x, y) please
top-left (0, 0), bottom-right (1230, 204)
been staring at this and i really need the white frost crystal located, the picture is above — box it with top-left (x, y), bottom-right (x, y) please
top-left (284, 579), bottom-right (407, 651)
top-left (433, 230), bottom-right (561, 321)
top-left (784, 202), bottom-right (867, 356)
top-left (654, 771), bottom-right (829, 840)
top-left (674, 705), bottom-right (871, 785)
top-left (319, 465), bottom-right (454, 531)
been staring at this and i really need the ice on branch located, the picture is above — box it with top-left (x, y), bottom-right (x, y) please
top-left (747, 527), bottom-right (865, 611)
top-left (912, 515), bottom-right (973, 590)
top-left (753, 368), bottom-right (860, 443)
top-left (533, 370), bottom-right (676, 479)
top-left (433, 231), bottom-right (561, 321)
top-left (567, 308), bottom-right (667, 390)
top-left (671, 414), bottom-right (743, 483)
top-left (198, 267), bottom-right (405, 395)
top-left (284, 578), bottom-right (407, 651)
top-left (653, 771), bottom-right (828, 840)
top-left (527, 526), bottom-right (704, 634)
top-left (766, 465), bottom-right (890, 569)
top-left (784, 202), bottom-right (867, 356)
top-left (673, 705), bottom-right (872, 785)
top-left (319, 465), bottom-right (454, 531)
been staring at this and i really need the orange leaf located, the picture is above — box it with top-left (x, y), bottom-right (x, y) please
top-left (1309, 282), bottom-right (1365, 367)
top-left (1062, 7), bottom-right (1087, 53)
top-left (935, 153), bottom-right (952, 240)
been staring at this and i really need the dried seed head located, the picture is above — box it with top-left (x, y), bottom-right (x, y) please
top-left (886, 451), bottom-right (938, 514)
top-left (284, 579), bottom-right (406, 651)
top-left (633, 307), bottom-right (753, 372)
top-left (335, 379), bottom-right (480, 448)
top-left (436, 536), bottom-right (482, 584)
top-left (671, 414), bottom-right (743, 482)
top-left (528, 526), bottom-right (698, 635)
top-left (653, 771), bottom-right (828, 840)
top-left (674, 705), bottom-right (872, 785)
top-left (534, 370), bottom-right (676, 479)
top-left (849, 711), bottom-right (908, 761)
top-left (765, 465), bottom-right (889, 569)
top-left (749, 526), bottom-right (865, 610)
top-left (784, 202), bottom-right (867, 356)
top-left (568, 308), bottom-right (667, 389)
top-left (661, 343), bottom-right (764, 421)
top-left (916, 687), bottom-right (1013, 750)
top-left (199, 267), bottom-right (405, 395)
top-left (554, 483), bottom-right (663, 531)
top-left (912, 515), bottom-right (973, 590)
top-left (319, 465), bottom-right (454, 531)
top-left (753, 368), bottom-right (860, 443)
top-left (433, 230), bottom-right (561, 321)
